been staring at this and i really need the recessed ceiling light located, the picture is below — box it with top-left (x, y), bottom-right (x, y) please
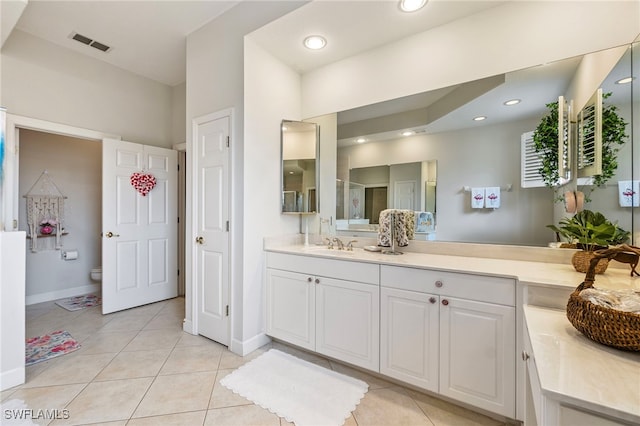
top-left (504, 99), bottom-right (521, 106)
top-left (615, 77), bottom-right (633, 84)
top-left (399, 0), bottom-right (427, 12)
top-left (303, 35), bottom-right (327, 50)
top-left (356, 138), bottom-right (366, 144)
top-left (401, 131), bottom-right (414, 137)
top-left (473, 116), bottom-right (487, 121)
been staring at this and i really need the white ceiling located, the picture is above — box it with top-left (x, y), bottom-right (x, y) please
top-left (13, 0), bottom-right (241, 86)
top-left (9, 0), bottom-right (633, 142)
top-left (12, 0), bottom-right (507, 86)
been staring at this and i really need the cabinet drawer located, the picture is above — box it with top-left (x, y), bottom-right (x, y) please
top-left (266, 252), bottom-right (379, 284)
top-left (380, 265), bottom-right (515, 306)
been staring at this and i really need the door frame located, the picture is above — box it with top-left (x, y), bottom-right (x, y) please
top-left (186, 108), bottom-right (233, 343)
top-left (5, 114), bottom-right (120, 232)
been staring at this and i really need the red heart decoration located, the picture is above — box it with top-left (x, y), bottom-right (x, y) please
top-left (130, 172), bottom-right (157, 196)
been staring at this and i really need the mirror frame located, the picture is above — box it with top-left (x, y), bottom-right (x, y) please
top-left (280, 119), bottom-right (320, 215)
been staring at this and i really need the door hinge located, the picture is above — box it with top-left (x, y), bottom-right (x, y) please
top-left (226, 136), bottom-right (230, 147)
top-left (177, 164), bottom-right (180, 171)
top-left (225, 305), bottom-right (230, 316)
top-left (226, 220), bottom-right (230, 232)
top-left (177, 269), bottom-right (180, 276)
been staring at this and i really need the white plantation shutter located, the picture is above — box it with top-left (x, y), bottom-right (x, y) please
top-left (577, 88), bottom-right (603, 178)
top-left (521, 131), bottom-right (545, 188)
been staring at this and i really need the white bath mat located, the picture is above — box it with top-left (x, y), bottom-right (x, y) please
top-left (220, 349), bottom-right (368, 426)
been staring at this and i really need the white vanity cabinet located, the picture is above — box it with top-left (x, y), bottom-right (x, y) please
top-left (265, 252), bottom-right (380, 371)
top-left (380, 265), bottom-right (516, 418)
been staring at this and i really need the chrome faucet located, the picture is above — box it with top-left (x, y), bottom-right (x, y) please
top-left (324, 237), bottom-right (334, 249)
top-left (346, 240), bottom-right (357, 251)
top-left (332, 237), bottom-right (345, 250)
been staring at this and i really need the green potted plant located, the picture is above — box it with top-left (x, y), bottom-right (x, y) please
top-left (533, 93), bottom-right (628, 202)
top-left (547, 210), bottom-right (630, 273)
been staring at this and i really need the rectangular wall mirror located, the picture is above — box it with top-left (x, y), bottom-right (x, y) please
top-left (281, 120), bottom-right (319, 214)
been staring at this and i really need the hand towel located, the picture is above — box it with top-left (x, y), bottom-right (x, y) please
top-left (484, 187), bottom-right (501, 209)
top-left (471, 188), bottom-right (485, 209)
top-left (618, 181), bottom-right (639, 207)
top-left (377, 209), bottom-right (413, 247)
top-left (415, 211), bottom-right (434, 232)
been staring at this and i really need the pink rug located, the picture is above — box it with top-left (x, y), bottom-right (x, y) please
top-left (25, 330), bottom-right (80, 366)
top-left (55, 294), bottom-right (101, 311)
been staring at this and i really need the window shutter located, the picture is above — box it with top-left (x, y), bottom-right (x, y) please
top-left (521, 131), bottom-right (545, 188)
top-left (577, 88), bottom-right (603, 178)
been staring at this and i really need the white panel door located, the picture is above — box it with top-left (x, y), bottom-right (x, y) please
top-left (440, 297), bottom-right (516, 417)
top-left (316, 277), bottom-right (379, 372)
top-left (394, 180), bottom-right (416, 210)
top-left (102, 139), bottom-right (177, 314)
top-left (194, 113), bottom-right (230, 345)
top-left (380, 287), bottom-right (439, 392)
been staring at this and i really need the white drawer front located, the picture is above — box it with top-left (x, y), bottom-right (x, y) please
top-left (380, 265), bottom-right (515, 306)
top-left (266, 252), bottom-right (379, 284)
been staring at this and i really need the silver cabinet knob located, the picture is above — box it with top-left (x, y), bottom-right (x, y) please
top-left (307, 277), bottom-right (313, 282)
top-left (315, 278), bottom-right (320, 284)
top-left (429, 297), bottom-right (436, 304)
top-left (442, 299), bottom-right (449, 306)
top-left (435, 280), bottom-right (443, 288)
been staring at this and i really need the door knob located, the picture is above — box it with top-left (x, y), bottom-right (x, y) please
top-left (195, 236), bottom-right (205, 244)
top-left (105, 231), bottom-right (120, 238)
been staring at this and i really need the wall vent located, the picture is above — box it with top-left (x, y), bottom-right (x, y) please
top-left (69, 31), bottom-right (112, 53)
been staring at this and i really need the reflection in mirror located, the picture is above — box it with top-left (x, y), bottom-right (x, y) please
top-left (336, 160), bottom-right (437, 240)
top-left (333, 44), bottom-right (635, 246)
top-left (281, 120), bottom-right (319, 213)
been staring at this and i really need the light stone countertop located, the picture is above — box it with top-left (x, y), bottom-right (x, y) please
top-left (264, 241), bottom-right (640, 291)
top-left (524, 305), bottom-right (640, 424)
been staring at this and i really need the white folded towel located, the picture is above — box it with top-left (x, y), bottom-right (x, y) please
top-left (618, 181), bottom-right (639, 207)
top-left (485, 186), bottom-right (501, 209)
top-left (471, 188), bottom-right (484, 209)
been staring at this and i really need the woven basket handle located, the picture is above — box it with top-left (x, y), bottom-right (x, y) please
top-left (584, 244), bottom-right (640, 287)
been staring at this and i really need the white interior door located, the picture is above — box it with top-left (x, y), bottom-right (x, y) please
top-left (394, 180), bottom-right (416, 210)
top-left (194, 112), bottom-right (230, 345)
top-left (102, 139), bottom-right (178, 314)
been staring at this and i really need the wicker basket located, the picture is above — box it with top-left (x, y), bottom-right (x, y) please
top-left (571, 250), bottom-right (609, 274)
top-left (566, 244), bottom-right (640, 351)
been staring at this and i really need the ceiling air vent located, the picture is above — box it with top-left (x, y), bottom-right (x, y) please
top-left (69, 32), bottom-right (112, 53)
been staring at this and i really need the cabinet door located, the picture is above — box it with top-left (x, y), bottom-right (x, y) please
top-left (266, 268), bottom-right (315, 351)
top-left (316, 277), bottom-right (379, 371)
top-left (440, 297), bottom-right (516, 417)
top-left (380, 287), bottom-right (439, 392)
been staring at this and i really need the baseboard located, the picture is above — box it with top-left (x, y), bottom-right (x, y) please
top-left (0, 366), bottom-right (25, 392)
top-left (229, 332), bottom-right (271, 356)
top-left (182, 319), bottom-right (195, 335)
top-left (26, 284), bottom-right (100, 306)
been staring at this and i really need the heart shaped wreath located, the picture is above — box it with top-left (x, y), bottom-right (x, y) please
top-left (130, 172), bottom-right (157, 196)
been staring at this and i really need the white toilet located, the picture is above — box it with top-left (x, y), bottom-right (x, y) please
top-left (90, 267), bottom-right (102, 282)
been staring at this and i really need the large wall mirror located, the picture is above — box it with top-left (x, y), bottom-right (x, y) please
top-left (334, 42), bottom-right (638, 247)
top-left (281, 120), bottom-right (319, 214)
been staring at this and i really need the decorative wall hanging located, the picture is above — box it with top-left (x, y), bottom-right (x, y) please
top-left (130, 172), bottom-right (156, 196)
top-left (24, 170), bottom-right (67, 252)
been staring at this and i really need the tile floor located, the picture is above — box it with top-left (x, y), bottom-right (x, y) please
top-left (1, 297), bottom-right (512, 426)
